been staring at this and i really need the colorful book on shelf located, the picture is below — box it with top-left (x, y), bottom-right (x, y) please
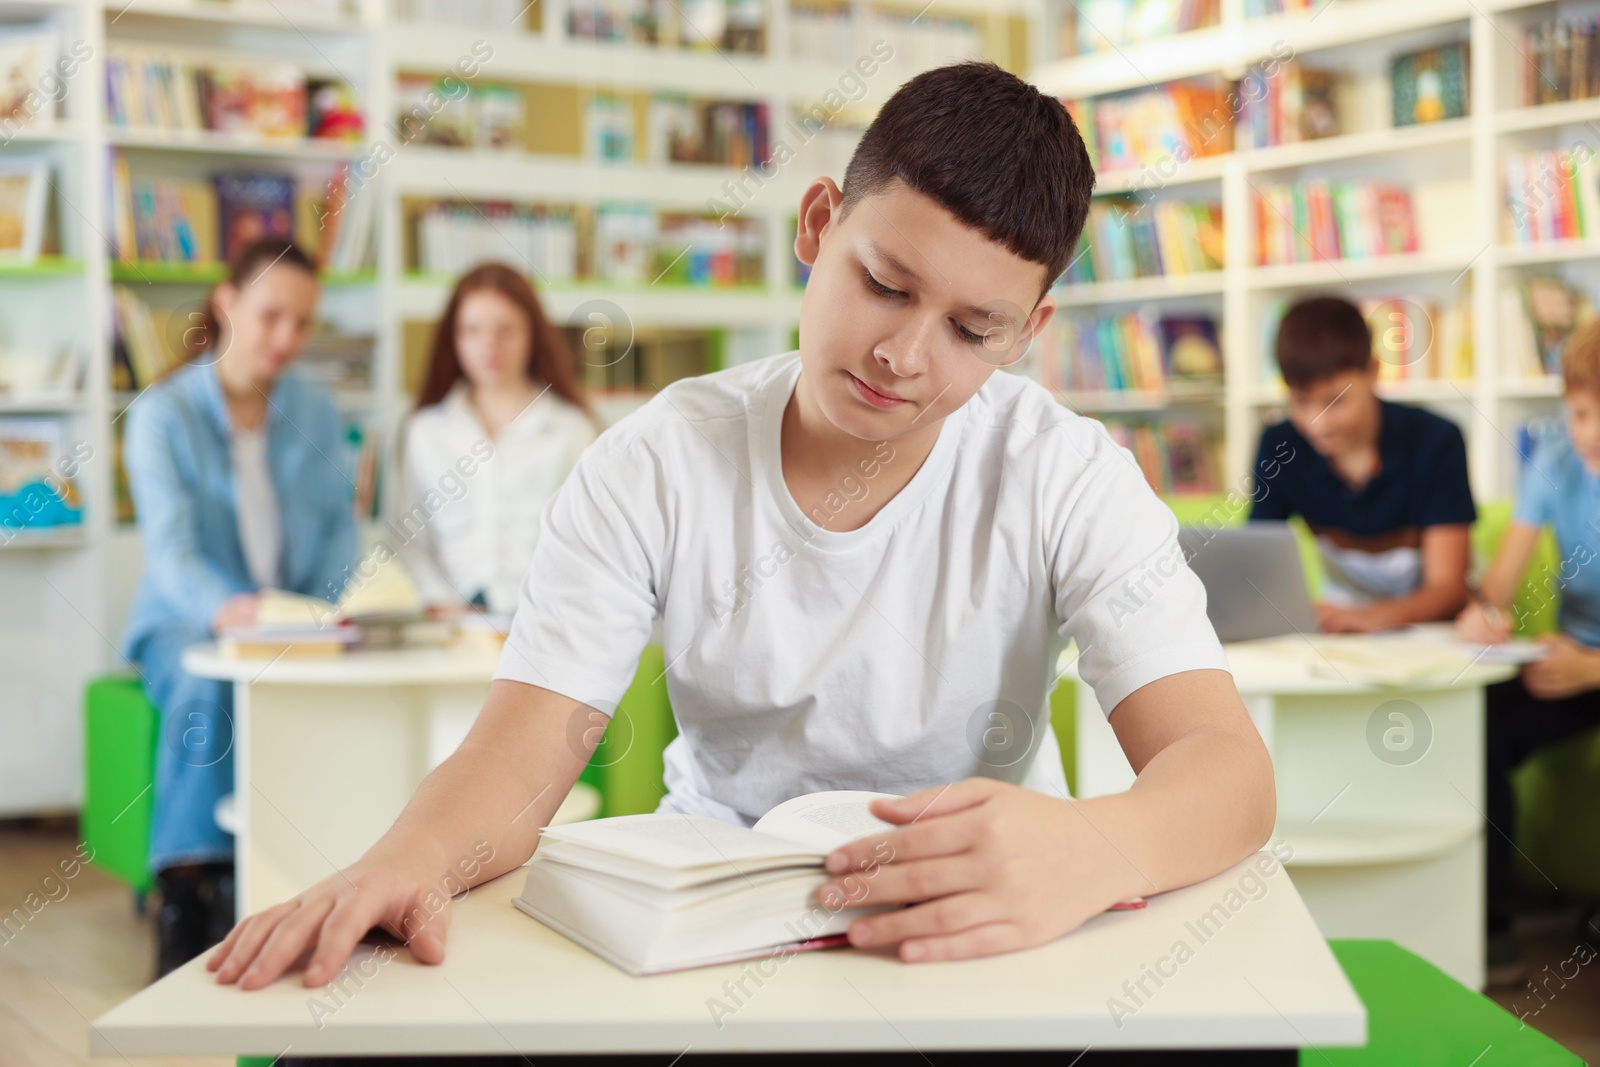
top-left (0, 22), bottom-right (61, 134)
top-left (1069, 78), bottom-right (1233, 175)
top-left (0, 417), bottom-right (82, 530)
top-left (1067, 198), bottom-right (1223, 284)
top-left (1523, 17), bottom-right (1600, 105)
top-left (1500, 276), bottom-right (1596, 378)
top-left (1253, 180), bottom-right (1418, 265)
top-left (1102, 418), bottom-right (1220, 495)
top-left (0, 159), bottom-right (48, 263)
top-left (1237, 61), bottom-right (1339, 148)
top-left (1049, 309), bottom-right (1222, 394)
top-left (214, 171), bottom-right (296, 264)
top-left (1503, 149), bottom-right (1600, 245)
top-left (111, 286), bottom-right (182, 390)
top-left (1390, 42), bottom-right (1468, 127)
top-left (1068, 0), bottom-right (1220, 55)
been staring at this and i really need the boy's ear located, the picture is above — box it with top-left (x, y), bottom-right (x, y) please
top-left (794, 177), bottom-right (844, 267)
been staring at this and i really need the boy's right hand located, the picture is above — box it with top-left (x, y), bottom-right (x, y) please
top-left (1456, 600), bottom-right (1511, 645)
top-left (206, 859), bottom-right (450, 990)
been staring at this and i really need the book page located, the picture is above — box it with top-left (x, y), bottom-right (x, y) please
top-left (538, 813), bottom-right (815, 870)
top-left (752, 790), bottom-right (902, 854)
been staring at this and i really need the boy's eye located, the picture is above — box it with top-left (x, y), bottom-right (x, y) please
top-left (955, 323), bottom-right (985, 344)
top-left (863, 270), bottom-right (900, 297)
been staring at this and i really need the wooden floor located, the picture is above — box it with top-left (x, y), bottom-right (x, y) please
top-left (1, 818), bottom-right (1595, 1065)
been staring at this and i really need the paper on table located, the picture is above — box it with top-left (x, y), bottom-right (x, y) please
top-left (1402, 622), bottom-right (1549, 664)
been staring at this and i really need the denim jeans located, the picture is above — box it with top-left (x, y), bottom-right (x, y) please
top-left (136, 621), bottom-right (235, 873)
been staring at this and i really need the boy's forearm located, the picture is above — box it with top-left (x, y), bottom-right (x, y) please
top-left (1078, 724), bottom-right (1276, 900)
top-left (359, 680), bottom-right (597, 889)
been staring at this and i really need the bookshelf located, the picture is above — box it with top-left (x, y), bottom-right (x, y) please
top-left (0, 0), bottom-right (1043, 813)
top-left (1031, 0), bottom-right (1597, 507)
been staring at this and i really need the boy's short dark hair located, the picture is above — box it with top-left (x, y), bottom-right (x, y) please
top-left (1274, 296), bottom-right (1373, 388)
top-left (841, 61), bottom-right (1095, 300)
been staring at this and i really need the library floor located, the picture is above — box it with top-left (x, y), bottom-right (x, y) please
top-left (1, 817), bottom-right (1597, 1065)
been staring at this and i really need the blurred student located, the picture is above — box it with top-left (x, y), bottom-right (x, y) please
top-left (120, 238), bottom-right (356, 977)
top-left (1458, 318), bottom-right (1600, 983)
top-left (399, 263), bottom-right (596, 615)
top-left (1249, 295), bottom-right (1474, 631)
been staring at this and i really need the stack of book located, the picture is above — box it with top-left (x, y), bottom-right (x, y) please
top-left (1066, 197), bottom-right (1225, 283)
top-left (1236, 61), bottom-right (1339, 148)
top-left (1252, 180), bottom-right (1418, 265)
top-left (1520, 18), bottom-right (1600, 105)
top-left (1066, 80), bottom-right (1233, 175)
top-left (413, 201), bottom-right (580, 281)
top-left (394, 78), bottom-right (524, 150)
top-left (1063, 0), bottom-right (1220, 56)
top-left (105, 46), bottom-right (361, 141)
top-left (1503, 149), bottom-right (1597, 244)
top-left (645, 95), bottom-right (770, 168)
top-left (0, 417), bottom-right (82, 534)
top-left (1499, 276), bottom-right (1596, 378)
top-left (1390, 43), bottom-right (1468, 127)
top-left (1048, 310), bottom-right (1223, 393)
top-left (1101, 419), bottom-right (1220, 495)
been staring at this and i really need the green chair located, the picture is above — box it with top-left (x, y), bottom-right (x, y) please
top-left (83, 676), bottom-right (161, 901)
top-left (1472, 500), bottom-right (1600, 900)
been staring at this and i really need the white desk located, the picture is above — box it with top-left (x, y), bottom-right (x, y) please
top-left (91, 852), bottom-right (1364, 1060)
top-left (1069, 634), bottom-right (1516, 991)
top-left (182, 643), bottom-right (600, 918)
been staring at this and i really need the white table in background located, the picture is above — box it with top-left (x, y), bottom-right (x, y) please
top-left (1069, 634), bottom-right (1514, 990)
top-left (91, 852), bottom-right (1363, 1063)
top-left (182, 643), bottom-right (600, 919)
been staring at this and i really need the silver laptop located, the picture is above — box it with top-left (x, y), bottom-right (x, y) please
top-left (1177, 524), bottom-right (1317, 642)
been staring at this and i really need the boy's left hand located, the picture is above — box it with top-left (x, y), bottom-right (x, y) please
top-left (814, 778), bottom-right (1141, 962)
top-left (1522, 633), bottom-right (1600, 699)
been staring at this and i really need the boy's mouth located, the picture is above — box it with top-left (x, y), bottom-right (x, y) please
top-left (847, 372), bottom-right (908, 410)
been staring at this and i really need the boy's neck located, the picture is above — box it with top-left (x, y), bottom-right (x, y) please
top-left (780, 370), bottom-right (945, 533)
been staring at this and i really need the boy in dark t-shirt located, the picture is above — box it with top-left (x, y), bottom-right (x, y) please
top-left (1250, 296), bottom-right (1474, 632)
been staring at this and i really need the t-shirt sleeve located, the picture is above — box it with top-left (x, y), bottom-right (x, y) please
top-left (1047, 427), bottom-right (1232, 717)
top-left (1414, 418), bottom-right (1476, 527)
top-left (1247, 426), bottom-right (1293, 522)
top-left (493, 433), bottom-right (662, 714)
top-left (1513, 444), bottom-right (1560, 529)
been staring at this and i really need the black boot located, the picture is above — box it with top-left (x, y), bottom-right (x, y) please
top-left (154, 866), bottom-right (210, 980)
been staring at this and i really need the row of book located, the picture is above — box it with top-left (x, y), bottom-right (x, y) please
top-left (395, 78), bottom-right (524, 150)
top-left (568, 0), bottom-right (766, 53)
top-left (787, 8), bottom-right (982, 69)
top-left (1068, 42), bottom-right (1464, 174)
top-left (581, 95), bottom-right (770, 168)
top-left (107, 152), bottom-right (375, 272)
top-left (1067, 81), bottom-right (1233, 175)
top-left (1045, 311), bottom-right (1223, 393)
top-left (1103, 419), bottom-right (1220, 495)
top-left (1503, 150), bottom-right (1598, 245)
top-left (1065, 198), bottom-right (1225, 284)
top-left (1252, 180), bottom-right (1418, 266)
top-left (596, 206), bottom-right (766, 287)
top-left (415, 204), bottom-right (581, 283)
top-left (1501, 276), bottom-right (1595, 379)
top-left (1520, 18), bottom-right (1600, 106)
top-left (105, 46), bottom-right (363, 141)
top-left (1062, 0), bottom-right (1220, 56)
top-left (1236, 61), bottom-right (1338, 149)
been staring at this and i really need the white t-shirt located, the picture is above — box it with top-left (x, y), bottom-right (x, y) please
top-left (494, 352), bottom-right (1230, 827)
top-left (232, 426), bottom-right (280, 589)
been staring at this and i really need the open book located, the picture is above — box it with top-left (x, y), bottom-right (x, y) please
top-left (218, 561), bottom-right (429, 658)
top-left (512, 790), bottom-right (905, 976)
top-left (514, 789), bottom-right (1148, 976)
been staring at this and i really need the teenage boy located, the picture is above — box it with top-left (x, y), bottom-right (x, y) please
top-left (207, 62), bottom-right (1275, 989)
top-left (1458, 318), bottom-right (1600, 982)
top-left (1250, 295), bottom-right (1475, 632)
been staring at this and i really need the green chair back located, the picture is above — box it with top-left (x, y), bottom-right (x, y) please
top-left (82, 676), bottom-right (159, 895)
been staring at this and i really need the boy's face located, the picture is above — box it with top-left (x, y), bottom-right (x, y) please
top-left (791, 177), bottom-right (1056, 443)
top-left (1564, 388), bottom-right (1600, 473)
top-left (1284, 365), bottom-right (1380, 458)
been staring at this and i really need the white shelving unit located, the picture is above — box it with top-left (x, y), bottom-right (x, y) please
top-left (0, 0), bottom-right (1043, 813)
top-left (1032, 0), bottom-right (1588, 505)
